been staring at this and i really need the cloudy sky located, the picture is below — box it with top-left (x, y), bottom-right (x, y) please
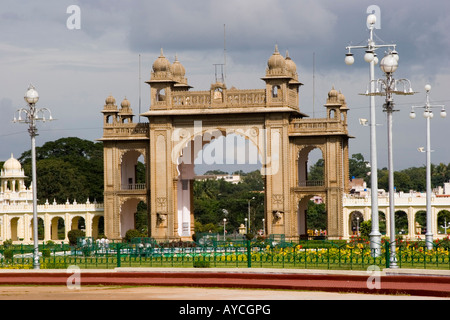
top-left (1, 0), bottom-right (450, 174)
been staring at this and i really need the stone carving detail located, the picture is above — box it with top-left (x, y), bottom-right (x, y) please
top-left (156, 197), bottom-right (167, 212)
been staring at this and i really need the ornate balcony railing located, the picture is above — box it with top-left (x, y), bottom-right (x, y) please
top-left (298, 180), bottom-right (324, 187)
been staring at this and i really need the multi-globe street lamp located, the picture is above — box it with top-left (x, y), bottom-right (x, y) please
top-left (13, 85), bottom-right (54, 269)
top-left (345, 13), bottom-right (397, 256)
top-left (410, 85), bottom-right (446, 249)
top-left (364, 51), bottom-right (415, 268)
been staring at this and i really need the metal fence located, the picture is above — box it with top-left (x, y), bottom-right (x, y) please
top-left (0, 237), bottom-right (449, 270)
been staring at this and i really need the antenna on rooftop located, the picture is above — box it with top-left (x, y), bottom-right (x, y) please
top-left (213, 64), bottom-right (225, 83)
top-left (224, 23), bottom-right (227, 83)
top-left (139, 54), bottom-right (142, 123)
top-left (313, 52), bottom-right (316, 118)
top-left (213, 24), bottom-right (227, 84)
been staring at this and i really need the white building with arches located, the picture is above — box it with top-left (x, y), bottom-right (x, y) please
top-left (0, 154), bottom-right (104, 244)
top-left (343, 179), bottom-right (450, 240)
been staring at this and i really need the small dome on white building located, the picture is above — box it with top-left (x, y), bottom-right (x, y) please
top-left (1, 154), bottom-right (26, 178)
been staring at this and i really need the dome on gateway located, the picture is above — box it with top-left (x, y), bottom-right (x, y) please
top-left (152, 48), bottom-right (172, 73)
top-left (267, 45), bottom-right (286, 71)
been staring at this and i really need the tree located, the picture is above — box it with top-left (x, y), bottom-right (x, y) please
top-left (241, 170), bottom-right (264, 191)
top-left (308, 159), bottom-right (324, 181)
top-left (349, 153), bottom-right (370, 184)
top-left (22, 158), bottom-right (89, 204)
top-left (19, 137), bottom-right (104, 202)
top-left (306, 200), bottom-right (326, 230)
top-left (359, 220), bottom-right (372, 238)
top-left (193, 170), bottom-right (265, 234)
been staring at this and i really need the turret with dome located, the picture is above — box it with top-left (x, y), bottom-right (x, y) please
top-left (1, 154), bottom-right (31, 203)
top-left (262, 45), bottom-right (303, 110)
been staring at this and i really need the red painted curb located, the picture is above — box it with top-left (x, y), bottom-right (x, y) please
top-left (0, 271), bottom-right (448, 298)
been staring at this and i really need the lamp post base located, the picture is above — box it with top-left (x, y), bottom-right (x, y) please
top-left (369, 232), bottom-right (382, 257)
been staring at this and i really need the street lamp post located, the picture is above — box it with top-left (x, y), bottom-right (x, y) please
top-left (410, 84), bottom-right (446, 249)
top-left (345, 13), bottom-right (397, 256)
top-left (244, 218), bottom-right (248, 234)
top-left (223, 218), bottom-right (227, 240)
top-left (366, 52), bottom-right (415, 268)
top-left (247, 197), bottom-right (255, 234)
top-left (13, 85), bottom-right (54, 269)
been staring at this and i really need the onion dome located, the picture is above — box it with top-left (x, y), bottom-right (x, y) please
top-left (285, 50), bottom-right (297, 75)
top-left (105, 94), bottom-right (116, 106)
top-left (267, 45), bottom-right (286, 71)
top-left (328, 86), bottom-right (338, 99)
top-left (3, 154), bottom-right (22, 172)
top-left (325, 86), bottom-right (341, 105)
top-left (338, 91), bottom-right (349, 110)
top-left (120, 97), bottom-right (131, 109)
top-left (172, 54), bottom-right (186, 79)
top-left (152, 48), bottom-right (172, 73)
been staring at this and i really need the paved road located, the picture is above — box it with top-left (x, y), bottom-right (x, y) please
top-left (0, 285), bottom-right (445, 300)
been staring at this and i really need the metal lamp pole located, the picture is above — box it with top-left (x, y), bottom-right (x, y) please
top-left (410, 85), bottom-right (446, 249)
top-left (13, 84), bottom-right (54, 269)
top-left (367, 52), bottom-right (415, 268)
top-left (247, 197), bottom-right (255, 234)
top-left (223, 218), bottom-right (227, 240)
top-left (345, 13), bottom-right (396, 256)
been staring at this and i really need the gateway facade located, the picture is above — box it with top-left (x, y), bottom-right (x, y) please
top-left (100, 46), bottom-right (351, 241)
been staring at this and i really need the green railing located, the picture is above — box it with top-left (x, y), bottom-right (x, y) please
top-left (0, 238), bottom-right (449, 270)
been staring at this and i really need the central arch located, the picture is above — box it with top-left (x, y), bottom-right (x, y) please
top-left (174, 127), bottom-right (264, 239)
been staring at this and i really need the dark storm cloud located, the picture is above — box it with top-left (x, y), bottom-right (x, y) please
top-left (0, 0), bottom-right (449, 170)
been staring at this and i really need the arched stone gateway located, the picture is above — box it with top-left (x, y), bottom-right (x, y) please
top-left (100, 46), bottom-right (351, 241)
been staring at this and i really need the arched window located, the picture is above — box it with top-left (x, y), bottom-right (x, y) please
top-left (156, 89), bottom-right (166, 102)
top-left (272, 85), bottom-right (281, 98)
top-left (329, 109), bottom-right (336, 119)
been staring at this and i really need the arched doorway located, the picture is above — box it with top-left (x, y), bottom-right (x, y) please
top-left (30, 218), bottom-right (44, 241)
top-left (349, 211), bottom-right (364, 236)
top-left (297, 195), bottom-right (327, 238)
top-left (51, 217), bottom-right (65, 240)
top-left (92, 215), bottom-right (104, 239)
top-left (395, 211), bottom-right (408, 235)
top-left (10, 217), bottom-right (19, 241)
top-left (298, 147), bottom-right (325, 187)
top-left (120, 198), bottom-right (147, 238)
top-left (176, 130), bottom-right (263, 239)
top-left (121, 150), bottom-right (146, 190)
top-left (71, 216), bottom-right (85, 232)
top-left (437, 210), bottom-right (450, 235)
top-left (415, 210), bottom-right (426, 235)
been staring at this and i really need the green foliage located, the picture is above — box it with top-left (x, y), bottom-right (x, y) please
top-left (359, 220), bottom-right (372, 238)
top-left (124, 229), bottom-right (145, 242)
top-left (193, 260), bottom-right (210, 268)
top-left (306, 201), bottom-right (327, 230)
top-left (68, 229), bottom-right (85, 246)
top-left (349, 153), bottom-right (370, 184)
top-left (2, 239), bottom-right (13, 249)
top-left (41, 248), bottom-right (51, 258)
top-left (308, 159), bottom-right (324, 181)
top-left (19, 137), bottom-right (104, 203)
top-left (193, 172), bottom-right (265, 235)
top-left (134, 201), bottom-right (148, 235)
top-left (3, 249), bottom-right (13, 260)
